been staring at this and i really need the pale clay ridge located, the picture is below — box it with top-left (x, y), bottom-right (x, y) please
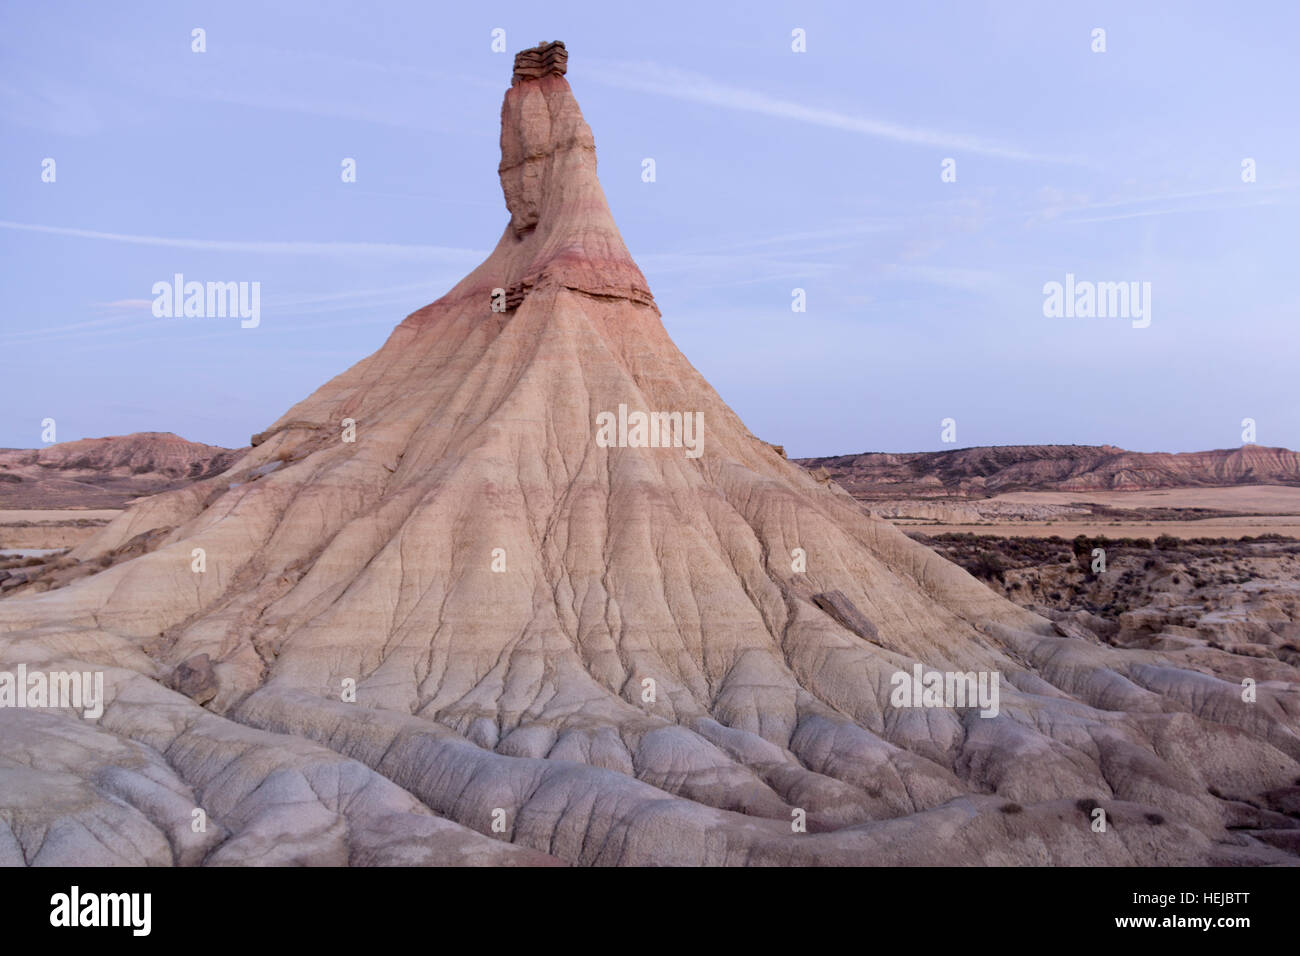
top-left (2, 46), bottom-right (1298, 866)
top-left (802, 443), bottom-right (1300, 498)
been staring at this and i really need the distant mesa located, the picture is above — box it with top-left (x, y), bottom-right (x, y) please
top-left (799, 443), bottom-right (1300, 499)
top-left (0, 432), bottom-right (243, 509)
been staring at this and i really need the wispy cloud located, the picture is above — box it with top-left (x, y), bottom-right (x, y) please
top-left (635, 222), bottom-right (887, 292)
top-left (0, 281), bottom-right (457, 350)
top-left (0, 77), bottom-right (107, 136)
top-left (0, 312), bottom-right (148, 344)
top-left (1031, 184), bottom-right (1296, 225)
top-left (263, 281), bottom-right (449, 313)
top-left (638, 250), bottom-right (838, 279)
top-left (0, 220), bottom-right (486, 262)
top-left (1061, 198), bottom-right (1287, 224)
top-left (250, 45), bottom-right (500, 92)
top-left (585, 60), bottom-right (1078, 164)
top-left (878, 263), bottom-right (1007, 295)
top-left (676, 221), bottom-right (896, 256)
top-left (98, 299), bottom-right (155, 311)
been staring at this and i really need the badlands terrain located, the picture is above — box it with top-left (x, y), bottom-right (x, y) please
top-left (2, 43), bottom-right (1298, 867)
top-left (800, 445), bottom-right (1300, 793)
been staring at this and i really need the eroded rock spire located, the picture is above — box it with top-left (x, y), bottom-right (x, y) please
top-left (488, 41), bottom-right (655, 310)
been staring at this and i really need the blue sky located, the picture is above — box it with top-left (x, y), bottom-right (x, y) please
top-left (2, 0), bottom-right (1296, 457)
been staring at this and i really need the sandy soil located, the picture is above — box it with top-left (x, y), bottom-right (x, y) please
top-left (986, 486), bottom-right (1300, 511)
top-left (882, 485), bottom-right (1300, 538)
top-left (892, 517), bottom-right (1300, 539)
top-left (0, 509), bottom-right (122, 549)
top-left (0, 509), bottom-right (123, 522)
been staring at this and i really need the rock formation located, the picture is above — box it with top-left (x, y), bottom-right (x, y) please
top-left (1, 45), bottom-right (1297, 866)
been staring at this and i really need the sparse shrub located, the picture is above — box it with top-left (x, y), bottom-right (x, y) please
top-left (966, 551), bottom-right (1006, 583)
top-left (1000, 802), bottom-right (1024, 814)
top-left (1144, 812), bottom-right (1165, 825)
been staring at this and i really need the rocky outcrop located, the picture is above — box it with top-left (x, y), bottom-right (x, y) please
top-left (170, 653), bottom-right (219, 705)
top-left (811, 590), bottom-right (884, 646)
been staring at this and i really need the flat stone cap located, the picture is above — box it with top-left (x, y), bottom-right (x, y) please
top-left (513, 41), bottom-right (567, 84)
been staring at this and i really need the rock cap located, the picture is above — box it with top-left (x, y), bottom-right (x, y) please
top-left (513, 40), bottom-right (567, 85)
